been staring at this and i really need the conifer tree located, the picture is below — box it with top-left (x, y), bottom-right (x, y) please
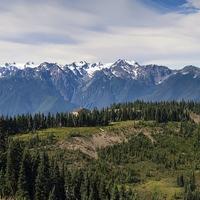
top-left (48, 186), bottom-right (56, 200)
top-left (177, 174), bottom-right (184, 187)
top-left (35, 153), bottom-right (50, 200)
top-left (16, 149), bottom-right (31, 200)
top-left (81, 172), bottom-right (90, 200)
top-left (190, 172), bottom-right (196, 192)
top-left (119, 185), bottom-right (126, 200)
top-left (0, 130), bottom-right (7, 152)
top-left (51, 163), bottom-right (66, 200)
top-left (88, 178), bottom-right (100, 200)
top-left (0, 170), bottom-right (6, 198)
top-left (5, 140), bottom-right (23, 196)
top-left (111, 185), bottom-right (120, 200)
top-left (72, 170), bottom-right (83, 200)
top-left (185, 185), bottom-right (193, 200)
top-left (99, 180), bottom-right (109, 200)
top-left (65, 169), bottom-right (73, 200)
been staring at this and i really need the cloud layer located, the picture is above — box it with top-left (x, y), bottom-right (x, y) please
top-left (0, 0), bottom-right (199, 68)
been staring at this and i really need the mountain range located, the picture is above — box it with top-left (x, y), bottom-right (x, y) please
top-left (0, 59), bottom-right (200, 115)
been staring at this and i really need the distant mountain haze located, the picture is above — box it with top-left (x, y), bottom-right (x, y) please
top-left (0, 59), bottom-right (200, 115)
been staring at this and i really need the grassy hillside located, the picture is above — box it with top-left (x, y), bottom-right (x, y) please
top-left (11, 119), bottom-right (200, 199)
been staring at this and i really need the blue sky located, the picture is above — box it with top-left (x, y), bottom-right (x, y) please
top-left (0, 0), bottom-right (200, 68)
top-left (143, 0), bottom-right (199, 13)
top-left (143, 0), bottom-right (187, 10)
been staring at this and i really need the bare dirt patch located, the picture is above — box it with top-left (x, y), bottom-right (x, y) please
top-left (57, 122), bottom-right (157, 159)
top-left (190, 112), bottom-right (200, 124)
top-left (58, 132), bottom-right (127, 159)
top-left (142, 129), bottom-right (156, 143)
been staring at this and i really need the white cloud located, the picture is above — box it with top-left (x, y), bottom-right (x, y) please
top-left (185, 0), bottom-right (200, 9)
top-left (0, 0), bottom-right (200, 69)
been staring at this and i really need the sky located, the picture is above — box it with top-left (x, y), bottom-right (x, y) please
top-left (0, 0), bottom-right (200, 68)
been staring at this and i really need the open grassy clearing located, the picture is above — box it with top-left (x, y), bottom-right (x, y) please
top-left (13, 120), bottom-right (136, 141)
top-left (135, 178), bottom-right (183, 200)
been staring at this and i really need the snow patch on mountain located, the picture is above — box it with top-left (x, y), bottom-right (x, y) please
top-left (67, 61), bottom-right (113, 78)
top-left (0, 60), bottom-right (199, 84)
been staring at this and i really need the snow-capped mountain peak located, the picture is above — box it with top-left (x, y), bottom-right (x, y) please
top-left (24, 61), bottom-right (38, 68)
top-left (108, 59), bottom-right (142, 79)
top-left (0, 62), bottom-right (20, 78)
top-left (2, 62), bottom-right (19, 69)
top-left (0, 62), bottom-right (39, 70)
top-left (125, 59), bottom-right (139, 66)
top-left (37, 62), bottom-right (54, 70)
top-left (1, 60), bottom-right (199, 84)
top-left (72, 61), bottom-right (88, 68)
top-left (113, 59), bottom-right (137, 66)
top-left (181, 65), bottom-right (200, 73)
top-left (180, 65), bottom-right (200, 78)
